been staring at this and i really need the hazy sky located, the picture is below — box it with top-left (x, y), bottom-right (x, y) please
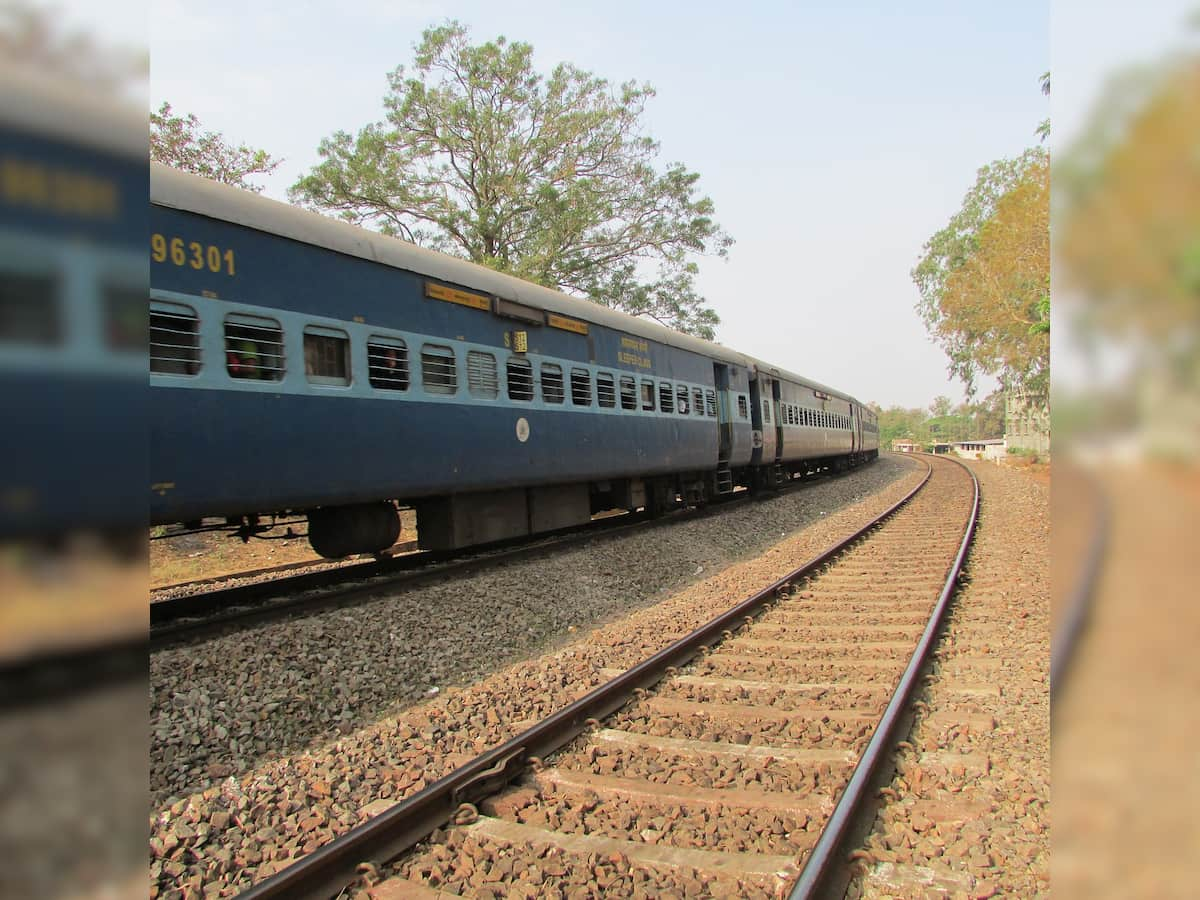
top-left (144, 1), bottom-right (1057, 408)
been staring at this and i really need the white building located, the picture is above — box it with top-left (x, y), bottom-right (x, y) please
top-left (950, 439), bottom-right (1007, 461)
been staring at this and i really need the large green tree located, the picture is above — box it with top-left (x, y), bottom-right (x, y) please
top-left (912, 146), bottom-right (1049, 397)
top-left (290, 22), bottom-right (731, 339)
top-left (150, 102), bottom-right (282, 193)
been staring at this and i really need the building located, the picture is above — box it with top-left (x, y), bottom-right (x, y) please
top-left (1005, 388), bottom-right (1050, 455)
top-left (892, 439), bottom-right (921, 453)
top-left (951, 439), bottom-right (1007, 461)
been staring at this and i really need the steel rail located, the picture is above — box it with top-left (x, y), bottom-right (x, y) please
top-left (152, 461), bottom-right (859, 649)
top-left (787, 454), bottom-right (980, 900)
top-left (1050, 467), bottom-right (1108, 700)
top-left (235, 459), bottom-right (929, 900)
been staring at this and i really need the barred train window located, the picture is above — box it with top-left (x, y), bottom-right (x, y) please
top-left (693, 387), bottom-right (704, 417)
top-left (570, 367), bottom-right (592, 406)
top-left (150, 301), bottom-right (200, 375)
top-left (737, 396), bottom-right (748, 419)
top-left (641, 380), bottom-right (655, 411)
top-left (596, 372), bottom-right (616, 408)
top-left (541, 363), bottom-right (564, 404)
top-left (421, 344), bottom-right (457, 394)
top-left (467, 350), bottom-right (498, 398)
top-left (367, 337), bottom-right (409, 391)
top-left (676, 384), bottom-right (689, 415)
top-left (104, 283), bottom-right (146, 351)
top-left (225, 314), bottom-right (285, 381)
top-left (762, 400), bottom-right (771, 423)
top-left (619, 376), bottom-right (637, 410)
top-left (507, 358), bottom-right (534, 401)
top-left (0, 270), bottom-right (59, 345)
top-left (659, 382), bottom-right (674, 414)
top-left (705, 389), bottom-right (717, 417)
top-left (304, 326), bottom-right (350, 386)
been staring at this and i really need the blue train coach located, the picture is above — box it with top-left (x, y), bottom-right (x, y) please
top-left (150, 164), bottom-right (877, 557)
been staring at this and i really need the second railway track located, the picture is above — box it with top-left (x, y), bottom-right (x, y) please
top-left (234, 454), bottom-right (978, 900)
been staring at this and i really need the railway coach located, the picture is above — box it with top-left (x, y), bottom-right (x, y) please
top-left (150, 164), bottom-right (877, 558)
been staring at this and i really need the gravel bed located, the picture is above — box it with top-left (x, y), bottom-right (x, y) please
top-left (609, 702), bottom-right (875, 749)
top-left (845, 460), bottom-right (1049, 899)
top-left (150, 456), bottom-right (921, 898)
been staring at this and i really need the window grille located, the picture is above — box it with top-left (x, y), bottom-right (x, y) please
top-left (737, 396), bottom-right (748, 419)
top-left (421, 344), bottom-right (457, 394)
top-left (0, 271), bottom-right (59, 345)
top-left (541, 364), bottom-right (565, 404)
top-left (570, 367), bottom-right (592, 406)
top-left (367, 338), bottom-right (409, 391)
top-left (467, 350), bottom-right (499, 398)
top-left (641, 380), bottom-right (656, 411)
top-left (705, 389), bottom-right (717, 417)
top-left (596, 372), bottom-right (616, 408)
top-left (676, 384), bottom-right (689, 415)
top-left (762, 400), bottom-right (771, 423)
top-left (150, 302), bottom-right (200, 375)
top-left (693, 387), bottom-right (704, 416)
top-left (304, 327), bottom-right (351, 386)
top-left (225, 314), bottom-right (285, 381)
top-left (507, 358), bottom-right (534, 401)
top-left (103, 283), bottom-right (145, 351)
top-left (659, 382), bottom-right (674, 414)
top-left (620, 376), bottom-right (637, 410)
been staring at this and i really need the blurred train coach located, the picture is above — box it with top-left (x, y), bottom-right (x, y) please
top-left (149, 164), bottom-right (878, 557)
top-left (0, 64), bottom-right (146, 543)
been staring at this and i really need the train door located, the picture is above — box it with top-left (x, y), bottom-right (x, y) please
top-left (772, 380), bottom-right (783, 461)
top-left (713, 363), bottom-right (733, 463)
top-left (748, 375), bottom-right (765, 466)
top-left (850, 403), bottom-right (858, 453)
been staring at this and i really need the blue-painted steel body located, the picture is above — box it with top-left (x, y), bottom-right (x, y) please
top-left (150, 205), bottom-right (749, 523)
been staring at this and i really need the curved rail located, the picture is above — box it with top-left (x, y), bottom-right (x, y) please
top-left (1050, 467), bottom-right (1109, 700)
top-left (787, 453), bottom-right (980, 899)
top-left (152, 462), bottom-right (860, 650)
top-left (235, 460), bottom-right (932, 900)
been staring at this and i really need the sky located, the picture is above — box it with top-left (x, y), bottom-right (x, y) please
top-left (123, 1), bottom-right (1052, 409)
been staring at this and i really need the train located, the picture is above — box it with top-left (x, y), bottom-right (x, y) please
top-left (150, 163), bottom-right (878, 558)
top-left (0, 63), bottom-right (146, 543)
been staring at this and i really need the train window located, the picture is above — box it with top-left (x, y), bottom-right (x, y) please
top-left (225, 314), bottom-right (285, 381)
top-left (596, 372), bottom-right (616, 408)
top-left (676, 384), bottom-right (689, 415)
top-left (304, 326), bottom-right (351, 386)
top-left (737, 396), bottom-right (748, 419)
top-left (659, 382), bottom-right (674, 414)
top-left (570, 367), bottom-right (592, 406)
top-left (507, 358), bottom-right (534, 401)
top-left (693, 388), bottom-right (704, 416)
top-left (0, 270), bottom-right (60, 345)
top-left (541, 363), bottom-right (564, 403)
top-left (103, 283), bottom-right (146, 352)
top-left (150, 302), bottom-right (201, 375)
top-left (421, 344), bottom-right (458, 394)
top-left (762, 400), bottom-right (771, 423)
top-left (367, 338), bottom-right (410, 391)
top-left (705, 389), bottom-right (717, 417)
top-left (467, 350), bottom-right (499, 398)
top-left (641, 380), bottom-right (656, 411)
top-left (619, 376), bottom-right (637, 410)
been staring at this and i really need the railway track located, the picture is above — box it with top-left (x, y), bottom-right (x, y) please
top-left (150, 465), bottom-right (857, 650)
top-left (233, 454), bottom-right (977, 900)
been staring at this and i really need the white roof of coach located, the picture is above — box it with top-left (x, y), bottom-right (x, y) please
top-left (151, 163), bottom-right (755, 367)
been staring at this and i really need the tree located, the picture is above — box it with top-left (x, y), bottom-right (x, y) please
top-left (1036, 70), bottom-right (1050, 142)
top-left (929, 395), bottom-right (953, 418)
top-left (150, 102), bottom-right (282, 193)
top-left (912, 147), bottom-right (1049, 397)
top-left (290, 22), bottom-right (731, 339)
top-left (0, 2), bottom-right (146, 95)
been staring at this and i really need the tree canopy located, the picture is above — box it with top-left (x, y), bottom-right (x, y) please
top-left (150, 102), bottom-right (282, 193)
top-left (290, 22), bottom-right (731, 339)
top-left (912, 146), bottom-right (1049, 397)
